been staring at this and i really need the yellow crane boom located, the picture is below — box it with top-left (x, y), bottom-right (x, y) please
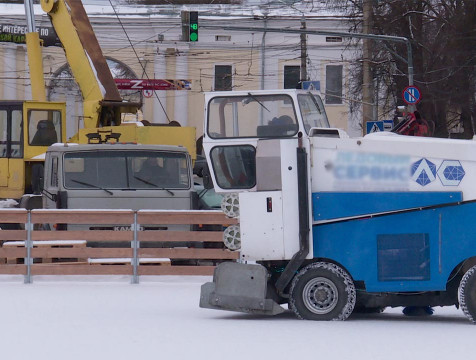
top-left (41, 0), bottom-right (138, 128)
top-left (0, 0), bottom-right (196, 200)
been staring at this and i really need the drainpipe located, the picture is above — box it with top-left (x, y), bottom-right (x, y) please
top-left (260, 16), bottom-right (267, 90)
top-left (259, 16), bottom-right (267, 125)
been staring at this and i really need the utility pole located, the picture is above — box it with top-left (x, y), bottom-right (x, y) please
top-left (300, 18), bottom-right (307, 83)
top-left (362, 0), bottom-right (374, 135)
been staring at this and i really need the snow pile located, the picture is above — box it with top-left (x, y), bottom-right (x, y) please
top-left (0, 199), bottom-right (18, 208)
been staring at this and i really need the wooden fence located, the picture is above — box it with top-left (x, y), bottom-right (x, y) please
top-left (0, 209), bottom-right (239, 283)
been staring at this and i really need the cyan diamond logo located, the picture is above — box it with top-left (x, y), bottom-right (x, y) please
top-left (437, 160), bottom-right (465, 186)
top-left (411, 158), bottom-right (436, 186)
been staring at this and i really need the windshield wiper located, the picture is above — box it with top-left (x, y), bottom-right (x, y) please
top-left (308, 91), bottom-right (322, 114)
top-left (247, 93), bottom-right (270, 112)
top-left (133, 176), bottom-right (175, 196)
top-left (70, 179), bottom-right (113, 195)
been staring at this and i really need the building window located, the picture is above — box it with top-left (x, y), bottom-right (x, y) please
top-left (214, 65), bottom-right (232, 91)
top-left (325, 65), bottom-right (343, 104)
top-left (215, 35), bottom-right (231, 41)
top-left (284, 65), bottom-right (301, 89)
top-left (49, 57), bottom-right (140, 104)
top-left (326, 37), bottom-right (343, 43)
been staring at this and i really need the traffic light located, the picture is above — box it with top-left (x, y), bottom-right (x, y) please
top-left (189, 11), bottom-right (198, 42)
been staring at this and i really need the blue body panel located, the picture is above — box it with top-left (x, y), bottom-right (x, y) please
top-left (312, 192), bottom-right (462, 221)
top-left (313, 201), bottom-right (476, 293)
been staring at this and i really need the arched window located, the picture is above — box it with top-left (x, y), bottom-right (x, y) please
top-left (48, 57), bottom-right (140, 104)
top-left (47, 57), bottom-right (140, 137)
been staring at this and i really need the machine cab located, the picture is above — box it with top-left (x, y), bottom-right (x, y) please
top-left (202, 90), bottom-right (329, 261)
top-left (0, 100), bottom-right (66, 199)
top-left (203, 90), bottom-right (329, 193)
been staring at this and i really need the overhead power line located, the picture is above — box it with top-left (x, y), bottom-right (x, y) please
top-left (107, 0), bottom-right (171, 123)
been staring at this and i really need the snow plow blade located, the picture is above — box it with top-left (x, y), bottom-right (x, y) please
top-left (200, 262), bottom-right (284, 315)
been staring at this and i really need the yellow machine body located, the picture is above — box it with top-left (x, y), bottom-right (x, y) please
top-left (1, 0), bottom-right (195, 200)
top-left (74, 125), bottom-right (197, 160)
top-left (0, 101), bottom-right (67, 199)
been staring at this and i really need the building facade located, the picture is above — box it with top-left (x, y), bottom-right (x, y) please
top-left (0, 1), bottom-right (361, 140)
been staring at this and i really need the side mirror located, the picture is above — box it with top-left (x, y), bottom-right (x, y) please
top-left (202, 164), bottom-right (213, 190)
top-left (191, 190), bottom-right (199, 210)
top-left (31, 163), bottom-right (44, 195)
top-left (19, 194), bottom-right (43, 210)
top-left (56, 191), bottom-right (68, 209)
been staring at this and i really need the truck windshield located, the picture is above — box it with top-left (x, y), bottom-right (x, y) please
top-left (207, 94), bottom-right (299, 139)
top-left (297, 93), bottom-right (330, 133)
top-left (63, 150), bottom-right (190, 190)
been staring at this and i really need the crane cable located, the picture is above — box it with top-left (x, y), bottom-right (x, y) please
top-left (107, 0), bottom-right (171, 123)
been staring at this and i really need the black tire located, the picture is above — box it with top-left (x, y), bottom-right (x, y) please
top-left (290, 262), bottom-right (356, 321)
top-left (353, 306), bottom-right (386, 314)
top-left (459, 265), bottom-right (476, 323)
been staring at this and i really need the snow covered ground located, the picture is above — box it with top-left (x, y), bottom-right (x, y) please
top-left (0, 275), bottom-right (472, 360)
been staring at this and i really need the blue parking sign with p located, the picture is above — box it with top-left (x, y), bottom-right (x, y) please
top-left (402, 85), bottom-right (421, 105)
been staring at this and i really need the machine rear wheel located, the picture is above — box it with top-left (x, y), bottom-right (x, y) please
top-left (290, 262), bottom-right (356, 321)
top-left (459, 265), bottom-right (476, 323)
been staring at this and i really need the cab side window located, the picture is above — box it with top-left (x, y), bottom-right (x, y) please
top-left (28, 110), bottom-right (62, 146)
top-left (210, 145), bottom-right (256, 189)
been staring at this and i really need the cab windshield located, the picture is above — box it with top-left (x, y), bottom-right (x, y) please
top-left (297, 93), bottom-right (330, 133)
top-left (63, 150), bottom-right (190, 190)
top-left (207, 94), bottom-right (299, 139)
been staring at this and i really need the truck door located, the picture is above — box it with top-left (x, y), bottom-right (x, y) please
top-left (239, 137), bottom-right (310, 261)
top-left (0, 104), bottom-right (23, 195)
top-left (0, 106), bottom-right (7, 186)
top-left (23, 101), bottom-right (66, 161)
top-left (0, 108), bottom-right (8, 186)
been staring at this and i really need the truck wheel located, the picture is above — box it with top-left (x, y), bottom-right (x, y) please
top-left (353, 306), bottom-right (386, 314)
top-left (290, 262), bottom-right (356, 321)
top-left (459, 265), bottom-right (476, 323)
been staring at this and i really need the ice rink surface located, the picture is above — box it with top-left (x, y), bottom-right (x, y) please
top-left (0, 275), bottom-right (472, 360)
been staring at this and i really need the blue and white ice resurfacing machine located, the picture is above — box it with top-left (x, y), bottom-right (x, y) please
top-left (199, 89), bottom-right (476, 322)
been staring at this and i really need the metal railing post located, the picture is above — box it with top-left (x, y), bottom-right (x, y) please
top-left (24, 211), bottom-right (32, 284)
top-left (131, 211), bottom-right (139, 284)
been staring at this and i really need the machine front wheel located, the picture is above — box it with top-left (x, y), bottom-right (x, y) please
top-left (290, 262), bottom-right (356, 321)
top-left (459, 265), bottom-right (476, 323)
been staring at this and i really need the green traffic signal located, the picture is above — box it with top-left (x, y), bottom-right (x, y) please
top-left (189, 11), bottom-right (198, 42)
